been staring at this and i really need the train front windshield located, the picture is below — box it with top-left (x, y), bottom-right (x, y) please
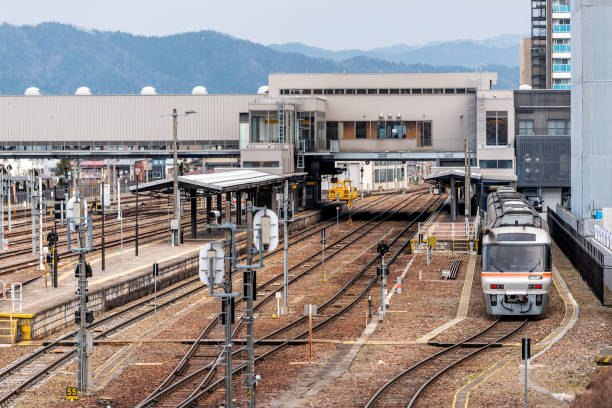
top-left (483, 245), bottom-right (551, 272)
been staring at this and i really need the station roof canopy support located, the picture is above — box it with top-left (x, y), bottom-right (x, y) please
top-left (130, 169), bottom-right (304, 196)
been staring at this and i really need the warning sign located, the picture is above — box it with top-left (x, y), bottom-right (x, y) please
top-left (428, 236), bottom-right (437, 247)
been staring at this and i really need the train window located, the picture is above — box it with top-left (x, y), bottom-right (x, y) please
top-left (483, 245), bottom-right (546, 272)
top-left (496, 233), bottom-right (536, 241)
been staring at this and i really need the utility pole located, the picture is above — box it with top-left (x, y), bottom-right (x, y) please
top-left (172, 108), bottom-right (180, 247)
top-left (135, 168), bottom-right (140, 256)
top-left (31, 172), bottom-right (36, 256)
top-left (223, 203), bottom-right (233, 408)
top-left (245, 200), bottom-right (256, 408)
top-left (101, 177), bottom-right (106, 271)
top-left (282, 179), bottom-right (289, 312)
top-left (38, 176), bottom-right (44, 271)
top-left (376, 241), bottom-right (389, 321)
top-left (0, 169), bottom-right (4, 252)
top-left (464, 138), bottom-right (471, 222)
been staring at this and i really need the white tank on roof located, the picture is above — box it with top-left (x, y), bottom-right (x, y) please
top-left (257, 85), bottom-right (269, 95)
top-left (75, 86), bottom-right (92, 95)
top-left (140, 86), bottom-right (157, 95)
top-left (192, 86), bottom-right (208, 95)
top-left (25, 87), bottom-right (42, 96)
top-left (519, 84), bottom-right (533, 90)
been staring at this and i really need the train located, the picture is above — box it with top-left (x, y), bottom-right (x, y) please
top-left (481, 187), bottom-right (552, 316)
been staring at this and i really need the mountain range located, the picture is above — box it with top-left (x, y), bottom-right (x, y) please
top-left (0, 23), bottom-right (521, 95)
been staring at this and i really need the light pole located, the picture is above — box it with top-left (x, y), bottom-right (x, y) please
top-left (171, 109), bottom-right (197, 247)
top-left (0, 166), bottom-right (5, 250)
top-left (6, 164), bottom-right (11, 232)
top-left (134, 167), bottom-right (140, 256)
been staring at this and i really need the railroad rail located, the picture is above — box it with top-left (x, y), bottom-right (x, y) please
top-left (137, 191), bottom-right (442, 407)
top-left (0, 193), bottom-right (401, 405)
top-left (364, 318), bottom-right (529, 408)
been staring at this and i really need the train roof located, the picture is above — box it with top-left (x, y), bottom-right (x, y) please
top-left (486, 188), bottom-right (543, 229)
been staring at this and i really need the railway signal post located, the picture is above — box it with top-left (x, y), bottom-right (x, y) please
top-left (376, 240), bottom-right (390, 321)
top-left (522, 337), bottom-right (531, 408)
top-left (67, 184), bottom-right (94, 394)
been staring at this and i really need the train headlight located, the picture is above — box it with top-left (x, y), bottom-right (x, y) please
top-left (528, 275), bottom-right (542, 280)
top-left (528, 284), bottom-right (542, 289)
top-left (490, 284), bottom-right (504, 289)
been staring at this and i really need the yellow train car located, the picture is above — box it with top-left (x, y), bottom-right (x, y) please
top-left (329, 180), bottom-right (359, 201)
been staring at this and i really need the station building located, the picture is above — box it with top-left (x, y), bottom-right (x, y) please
top-left (0, 72), bottom-right (571, 211)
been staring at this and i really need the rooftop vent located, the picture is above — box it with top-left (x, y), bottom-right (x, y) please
top-left (192, 86), bottom-right (208, 95)
top-left (25, 87), bottom-right (41, 96)
top-left (257, 85), bottom-right (269, 95)
top-left (75, 86), bottom-right (92, 96)
top-left (140, 86), bottom-right (157, 95)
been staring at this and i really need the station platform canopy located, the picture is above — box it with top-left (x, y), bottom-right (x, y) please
top-left (424, 168), bottom-right (516, 187)
top-left (131, 169), bottom-right (304, 196)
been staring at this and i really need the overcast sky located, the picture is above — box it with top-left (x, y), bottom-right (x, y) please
top-left (2, 0), bottom-right (529, 50)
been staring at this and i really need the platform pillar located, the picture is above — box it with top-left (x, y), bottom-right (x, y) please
top-left (190, 190), bottom-right (197, 239)
top-left (217, 193), bottom-right (222, 220)
top-left (226, 192), bottom-right (233, 223)
top-left (450, 175), bottom-right (457, 222)
top-left (236, 191), bottom-right (242, 225)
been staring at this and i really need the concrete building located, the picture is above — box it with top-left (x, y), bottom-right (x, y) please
top-left (520, 38), bottom-right (533, 87)
top-left (514, 89), bottom-right (571, 212)
top-left (530, 0), bottom-right (572, 90)
top-left (571, 0), bottom-right (612, 219)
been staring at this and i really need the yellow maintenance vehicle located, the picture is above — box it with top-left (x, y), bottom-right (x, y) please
top-left (328, 180), bottom-right (359, 201)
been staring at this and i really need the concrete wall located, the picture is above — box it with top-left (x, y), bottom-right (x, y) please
top-left (571, 0), bottom-right (612, 218)
top-left (0, 94), bottom-right (254, 146)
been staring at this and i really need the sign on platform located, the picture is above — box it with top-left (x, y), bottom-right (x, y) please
top-left (199, 242), bottom-right (225, 286)
top-left (304, 304), bottom-right (318, 316)
top-left (66, 196), bottom-right (88, 232)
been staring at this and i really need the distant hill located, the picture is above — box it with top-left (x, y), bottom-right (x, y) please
top-left (0, 23), bottom-right (519, 95)
top-left (269, 34), bottom-right (524, 68)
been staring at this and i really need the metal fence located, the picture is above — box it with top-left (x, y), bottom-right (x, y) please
top-left (547, 208), bottom-right (606, 304)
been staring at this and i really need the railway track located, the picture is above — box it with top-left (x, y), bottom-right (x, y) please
top-left (364, 319), bottom-right (529, 408)
top-left (0, 275), bottom-right (206, 407)
top-left (136, 191), bottom-right (442, 407)
top-left (0, 193), bottom-right (400, 405)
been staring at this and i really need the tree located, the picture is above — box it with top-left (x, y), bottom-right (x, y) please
top-left (55, 159), bottom-right (72, 184)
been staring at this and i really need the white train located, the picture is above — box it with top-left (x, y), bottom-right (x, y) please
top-left (482, 187), bottom-right (552, 316)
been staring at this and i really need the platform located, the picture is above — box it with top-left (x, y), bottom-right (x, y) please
top-left (0, 207), bottom-right (328, 343)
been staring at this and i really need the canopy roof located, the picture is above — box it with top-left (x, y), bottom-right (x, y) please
top-left (131, 169), bottom-right (298, 196)
top-left (424, 168), bottom-right (517, 187)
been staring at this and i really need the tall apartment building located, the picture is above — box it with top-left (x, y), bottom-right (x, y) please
top-left (529, 0), bottom-right (571, 90)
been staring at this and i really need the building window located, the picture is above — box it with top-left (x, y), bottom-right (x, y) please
top-left (444, 89), bottom-right (454, 94)
top-left (486, 111), bottom-right (508, 146)
top-left (324, 89), bottom-right (334, 95)
top-left (356, 122), bottom-right (367, 139)
top-left (378, 89), bottom-right (389, 94)
top-left (553, 78), bottom-right (571, 90)
top-left (548, 119), bottom-right (570, 136)
top-left (313, 89), bottom-right (322, 95)
top-left (334, 89), bottom-right (345, 94)
top-left (423, 89), bottom-right (433, 94)
top-left (553, 19), bottom-right (571, 32)
top-left (390, 89), bottom-right (400, 94)
top-left (346, 89), bottom-right (356, 94)
top-left (401, 89), bottom-right (410, 94)
top-left (356, 89), bottom-right (366, 94)
top-left (480, 160), bottom-right (512, 169)
top-left (518, 120), bottom-right (534, 136)
top-left (377, 121), bottom-right (406, 139)
top-left (419, 122), bottom-right (432, 146)
top-left (434, 88), bottom-right (443, 94)
top-left (456, 88), bottom-right (466, 94)
top-left (553, 58), bottom-right (571, 72)
top-left (412, 89), bottom-right (422, 94)
top-left (367, 89), bottom-right (378, 95)
top-left (553, 38), bottom-right (571, 53)
top-left (326, 122), bottom-right (339, 141)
